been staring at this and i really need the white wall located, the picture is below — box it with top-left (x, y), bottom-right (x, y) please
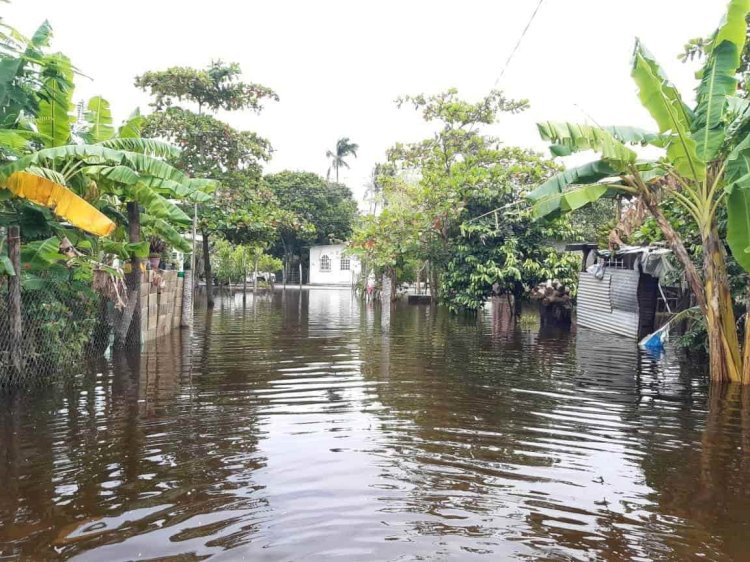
top-left (309, 244), bottom-right (360, 285)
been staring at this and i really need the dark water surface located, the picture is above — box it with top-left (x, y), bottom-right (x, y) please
top-left (1, 289), bottom-right (749, 561)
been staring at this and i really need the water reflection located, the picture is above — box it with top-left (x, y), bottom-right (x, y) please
top-left (0, 290), bottom-right (747, 561)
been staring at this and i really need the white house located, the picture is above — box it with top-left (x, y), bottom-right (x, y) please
top-left (309, 244), bottom-right (361, 285)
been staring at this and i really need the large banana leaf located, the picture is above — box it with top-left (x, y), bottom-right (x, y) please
top-left (82, 96), bottom-right (114, 143)
top-left (3, 171), bottom-right (115, 236)
top-left (21, 236), bottom-right (63, 268)
top-left (100, 239), bottom-right (149, 260)
top-left (141, 215), bottom-right (191, 252)
top-left (0, 128), bottom-right (32, 152)
top-left (89, 165), bottom-right (212, 203)
top-left (130, 182), bottom-right (191, 225)
top-left (140, 176), bottom-right (215, 202)
top-left (692, 0), bottom-right (750, 160)
top-left (632, 41), bottom-right (705, 180)
top-left (97, 137), bottom-right (180, 158)
top-left (36, 53), bottom-right (74, 148)
top-left (727, 186), bottom-right (750, 273)
top-left (713, 0), bottom-right (750, 60)
top-left (0, 21), bottom-right (51, 110)
top-left (724, 132), bottom-right (750, 187)
top-left (693, 42), bottom-right (741, 161)
top-left (537, 122), bottom-right (636, 169)
top-left (531, 183), bottom-right (619, 219)
top-left (117, 108), bottom-right (144, 139)
top-left (528, 159), bottom-right (618, 201)
top-left (0, 144), bottom-right (188, 184)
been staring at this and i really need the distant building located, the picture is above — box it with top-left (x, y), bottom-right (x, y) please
top-left (309, 244), bottom-right (360, 285)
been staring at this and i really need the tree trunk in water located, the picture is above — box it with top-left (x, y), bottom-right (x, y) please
top-left (703, 228), bottom-right (742, 383)
top-left (513, 284), bottom-right (524, 317)
top-left (203, 230), bottom-right (214, 308)
top-left (428, 262), bottom-right (439, 305)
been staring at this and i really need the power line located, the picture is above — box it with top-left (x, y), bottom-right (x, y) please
top-left (492, 0), bottom-right (545, 88)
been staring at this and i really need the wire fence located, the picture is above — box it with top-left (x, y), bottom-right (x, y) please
top-left (0, 272), bottom-right (115, 389)
top-left (0, 227), bottom-right (193, 391)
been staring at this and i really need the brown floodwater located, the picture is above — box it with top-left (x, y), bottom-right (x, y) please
top-left (0, 289), bottom-right (748, 561)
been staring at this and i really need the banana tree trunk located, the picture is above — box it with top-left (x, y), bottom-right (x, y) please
top-left (642, 196), bottom-right (746, 383)
top-left (744, 279), bottom-right (750, 384)
top-left (704, 228), bottom-right (743, 383)
top-left (643, 197), bottom-right (706, 313)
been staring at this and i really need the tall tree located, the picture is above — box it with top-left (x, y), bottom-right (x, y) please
top-left (265, 170), bottom-right (358, 283)
top-left (528, 0), bottom-right (750, 384)
top-left (326, 137), bottom-right (358, 183)
top-left (350, 89), bottom-right (573, 307)
top-left (136, 61), bottom-right (278, 306)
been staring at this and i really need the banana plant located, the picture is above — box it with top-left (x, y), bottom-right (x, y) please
top-left (527, 0), bottom-right (750, 384)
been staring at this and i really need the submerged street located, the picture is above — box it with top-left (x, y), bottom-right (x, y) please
top-left (1, 289), bottom-right (747, 560)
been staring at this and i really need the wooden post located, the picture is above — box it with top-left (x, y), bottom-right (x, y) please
top-left (7, 225), bottom-right (22, 373)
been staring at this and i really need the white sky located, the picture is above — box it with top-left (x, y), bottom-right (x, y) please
top-left (5, 0), bottom-right (727, 204)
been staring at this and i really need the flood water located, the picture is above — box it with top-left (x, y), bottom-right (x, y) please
top-left (1, 289), bottom-right (749, 561)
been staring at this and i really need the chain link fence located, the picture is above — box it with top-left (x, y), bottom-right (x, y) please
top-left (0, 226), bottom-right (194, 390)
top-left (0, 270), bottom-right (116, 389)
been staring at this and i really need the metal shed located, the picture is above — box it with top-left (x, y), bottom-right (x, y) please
top-left (568, 244), bottom-right (664, 339)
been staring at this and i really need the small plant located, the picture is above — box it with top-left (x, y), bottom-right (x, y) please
top-left (149, 236), bottom-right (167, 257)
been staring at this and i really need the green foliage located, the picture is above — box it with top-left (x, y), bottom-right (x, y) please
top-left (266, 170), bottom-right (358, 265)
top-left (352, 89), bottom-right (576, 311)
top-left (136, 61), bottom-right (279, 278)
top-left (212, 238), bottom-right (282, 284)
top-left (135, 61), bottom-right (278, 113)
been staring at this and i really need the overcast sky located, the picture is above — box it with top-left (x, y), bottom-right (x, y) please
top-left (5, 0), bottom-right (727, 203)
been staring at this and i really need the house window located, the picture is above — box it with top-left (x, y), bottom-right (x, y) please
top-left (340, 257), bottom-right (350, 271)
top-left (320, 255), bottom-right (331, 272)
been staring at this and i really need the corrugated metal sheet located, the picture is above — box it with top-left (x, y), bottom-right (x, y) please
top-left (578, 272), bottom-right (611, 312)
top-left (576, 271), bottom-right (640, 339)
top-left (610, 270), bottom-right (639, 313)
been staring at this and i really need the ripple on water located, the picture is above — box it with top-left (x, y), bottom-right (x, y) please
top-left (0, 291), bottom-right (746, 561)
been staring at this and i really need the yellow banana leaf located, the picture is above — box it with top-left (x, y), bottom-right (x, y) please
top-left (3, 171), bottom-right (115, 236)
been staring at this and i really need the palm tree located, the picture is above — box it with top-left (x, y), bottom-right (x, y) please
top-left (326, 137), bottom-right (359, 183)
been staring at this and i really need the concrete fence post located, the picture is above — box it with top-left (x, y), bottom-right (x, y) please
top-left (181, 270), bottom-right (194, 328)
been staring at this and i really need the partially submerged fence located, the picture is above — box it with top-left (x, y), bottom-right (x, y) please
top-left (0, 226), bottom-right (193, 389)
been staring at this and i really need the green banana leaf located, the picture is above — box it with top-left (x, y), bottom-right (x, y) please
top-left (531, 183), bottom-right (618, 219)
top-left (727, 185), bottom-right (750, 273)
top-left (0, 144), bottom-right (188, 185)
top-left (36, 53), bottom-right (74, 148)
top-left (130, 182), bottom-right (191, 225)
top-left (98, 137), bottom-right (180, 158)
top-left (537, 122), bottom-right (636, 169)
top-left (117, 108), bottom-right (144, 139)
top-left (632, 40), bottom-right (705, 180)
top-left (526, 160), bottom-right (617, 218)
top-left (83, 96), bottom-right (114, 143)
top-left (141, 215), bottom-right (191, 252)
